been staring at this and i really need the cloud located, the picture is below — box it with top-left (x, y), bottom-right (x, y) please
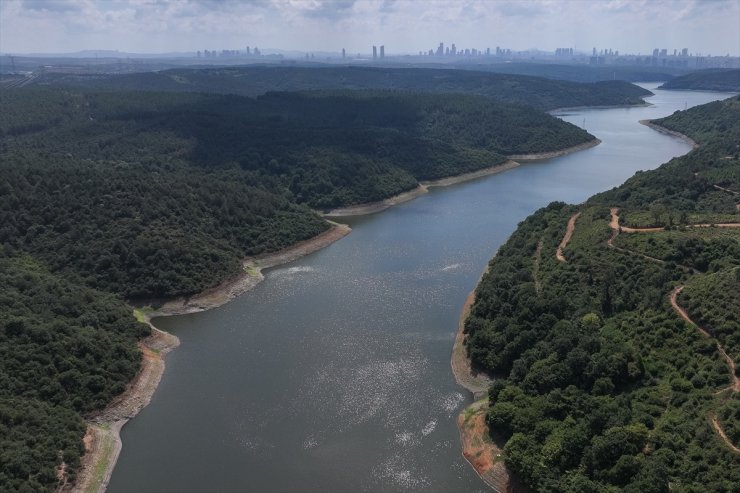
top-left (21, 0), bottom-right (83, 12)
top-left (0, 0), bottom-right (738, 55)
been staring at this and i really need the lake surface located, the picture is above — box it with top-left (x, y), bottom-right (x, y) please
top-left (109, 85), bottom-right (736, 492)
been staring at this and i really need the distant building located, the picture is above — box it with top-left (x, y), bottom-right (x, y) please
top-left (380, 45), bottom-right (385, 58)
top-left (373, 45), bottom-right (377, 59)
top-left (342, 48), bottom-right (345, 59)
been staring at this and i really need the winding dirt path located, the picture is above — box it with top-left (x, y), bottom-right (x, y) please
top-left (670, 286), bottom-right (740, 454)
top-left (556, 212), bottom-right (581, 262)
top-left (710, 414), bottom-right (740, 454)
top-left (608, 209), bottom-right (700, 272)
top-left (670, 287), bottom-right (739, 392)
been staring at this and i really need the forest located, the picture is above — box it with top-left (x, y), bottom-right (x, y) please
top-left (0, 78), bottom-right (610, 491)
top-left (464, 96), bottom-right (740, 491)
top-left (31, 65), bottom-right (653, 111)
top-left (659, 69), bottom-right (740, 92)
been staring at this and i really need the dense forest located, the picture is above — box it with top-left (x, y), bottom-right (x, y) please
top-left (31, 66), bottom-right (653, 111)
top-left (464, 96), bottom-right (740, 491)
top-left (659, 69), bottom-right (740, 92)
top-left (438, 62), bottom-right (689, 83)
top-left (0, 77), bottom-right (610, 491)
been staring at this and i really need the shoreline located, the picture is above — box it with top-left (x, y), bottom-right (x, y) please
top-left (139, 221), bottom-right (352, 318)
top-left (507, 138), bottom-right (601, 161)
top-left (323, 160), bottom-right (522, 217)
top-left (639, 120), bottom-right (699, 148)
top-left (451, 255), bottom-right (520, 492)
top-left (65, 328), bottom-right (179, 493)
top-left (67, 222), bottom-right (351, 493)
top-left (325, 139), bottom-right (605, 218)
top-left (549, 101), bottom-right (652, 113)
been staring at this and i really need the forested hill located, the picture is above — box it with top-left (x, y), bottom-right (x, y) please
top-left (32, 66), bottom-right (652, 111)
top-left (659, 69), bottom-right (740, 92)
top-left (464, 95), bottom-right (740, 492)
top-left (0, 85), bottom-right (599, 492)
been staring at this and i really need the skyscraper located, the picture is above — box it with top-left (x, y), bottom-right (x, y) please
top-left (380, 45), bottom-right (385, 58)
top-left (373, 46), bottom-right (377, 59)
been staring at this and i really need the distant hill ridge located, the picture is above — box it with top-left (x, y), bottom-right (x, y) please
top-left (34, 65), bottom-right (653, 111)
top-left (659, 69), bottom-right (740, 92)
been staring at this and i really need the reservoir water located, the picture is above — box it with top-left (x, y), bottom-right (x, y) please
top-left (108, 85), bottom-right (737, 492)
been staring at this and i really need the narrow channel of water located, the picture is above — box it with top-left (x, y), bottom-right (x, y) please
top-left (109, 85), bottom-right (736, 492)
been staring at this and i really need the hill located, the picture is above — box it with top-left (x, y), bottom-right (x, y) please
top-left (31, 66), bottom-right (652, 111)
top-left (659, 69), bottom-right (740, 92)
top-left (463, 96), bottom-right (740, 491)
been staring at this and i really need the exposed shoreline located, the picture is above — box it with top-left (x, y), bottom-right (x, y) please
top-left (67, 222), bottom-right (351, 493)
top-left (323, 160), bottom-right (522, 217)
top-left (507, 138), bottom-right (601, 161)
top-left (450, 253), bottom-right (522, 493)
top-left (639, 119), bottom-right (698, 148)
top-left (323, 139), bottom-right (603, 218)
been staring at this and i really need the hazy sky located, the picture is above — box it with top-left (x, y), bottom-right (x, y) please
top-left (1, 0), bottom-right (739, 56)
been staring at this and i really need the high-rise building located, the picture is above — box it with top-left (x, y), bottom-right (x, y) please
top-left (451, 43), bottom-right (457, 55)
top-left (342, 48), bottom-right (345, 59)
top-left (436, 42), bottom-right (444, 56)
top-left (682, 48), bottom-right (688, 57)
top-left (373, 45), bottom-right (377, 59)
top-left (380, 45), bottom-right (385, 58)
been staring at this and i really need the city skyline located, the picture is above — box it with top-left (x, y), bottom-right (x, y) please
top-left (1, 0), bottom-right (739, 57)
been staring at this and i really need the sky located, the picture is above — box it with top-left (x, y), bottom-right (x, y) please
top-left (1, 0), bottom-right (739, 56)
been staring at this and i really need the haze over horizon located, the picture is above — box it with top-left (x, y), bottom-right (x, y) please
top-left (1, 0), bottom-right (739, 57)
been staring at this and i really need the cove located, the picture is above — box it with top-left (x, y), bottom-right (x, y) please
top-left (108, 84), bottom-right (737, 492)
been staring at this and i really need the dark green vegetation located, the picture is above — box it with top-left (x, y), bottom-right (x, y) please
top-left (464, 96), bottom-right (740, 491)
top-left (443, 62), bottom-right (688, 83)
top-left (659, 69), bottom-right (740, 92)
top-left (32, 66), bottom-right (652, 111)
top-left (0, 246), bottom-right (147, 491)
top-left (0, 88), bottom-right (595, 299)
top-left (0, 72), bottom-right (617, 491)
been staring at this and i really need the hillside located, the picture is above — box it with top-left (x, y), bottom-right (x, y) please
top-left (659, 69), bottom-right (740, 92)
top-left (0, 83), bottom-right (602, 492)
top-left (32, 66), bottom-right (652, 111)
top-left (463, 96), bottom-right (740, 492)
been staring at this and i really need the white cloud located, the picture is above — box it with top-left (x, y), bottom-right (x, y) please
top-left (0, 0), bottom-right (737, 55)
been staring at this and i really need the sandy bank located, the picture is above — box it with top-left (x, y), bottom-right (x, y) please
top-left (639, 120), bottom-right (698, 148)
top-left (141, 222), bottom-right (351, 318)
top-left (323, 160), bottom-right (522, 217)
top-left (67, 222), bottom-right (351, 493)
top-left (550, 102), bottom-right (651, 113)
top-left (325, 138), bottom-right (602, 219)
top-left (322, 185), bottom-right (429, 217)
top-left (65, 328), bottom-right (179, 493)
top-left (507, 138), bottom-right (601, 161)
top-left (458, 400), bottom-right (529, 493)
top-left (451, 290), bottom-right (493, 399)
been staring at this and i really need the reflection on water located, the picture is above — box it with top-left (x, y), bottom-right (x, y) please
top-left (109, 85), bottom-right (736, 492)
